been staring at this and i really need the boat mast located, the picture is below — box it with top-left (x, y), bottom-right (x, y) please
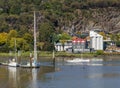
top-left (34, 11), bottom-right (37, 62)
top-left (15, 38), bottom-right (17, 62)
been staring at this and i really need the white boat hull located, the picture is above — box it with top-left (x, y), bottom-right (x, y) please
top-left (20, 62), bottom-right (40, 68)
top-left (8, 62), bottom-right (19, 67)
top-left (66, 58), bottom-right (90, 63)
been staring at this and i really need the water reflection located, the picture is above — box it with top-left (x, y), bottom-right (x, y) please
top-left (8, 67), bottom-right (19, 88)
top-left (88, 73), bottom-right (120, 79)
top-left (28, 68), bottom-right (39, 88)
top-left (2, 58), bottom-right (120, 88)
top-left (4, 65), bottom-right (57, 88)
top-left (28, 66), bottom-right (57, 88)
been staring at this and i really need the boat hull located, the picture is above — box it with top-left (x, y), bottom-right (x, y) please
top-left (20, 62), bottom-right (40, 68)
top-left (8, 62), bottom-right (19, 67)
top-left (66, 58), bottom-right (90, 63)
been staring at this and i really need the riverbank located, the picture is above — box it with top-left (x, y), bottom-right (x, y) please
top-left (0, 51), bottom-right (96, 58)
top-left (0, 51), bottom-right (120, 58)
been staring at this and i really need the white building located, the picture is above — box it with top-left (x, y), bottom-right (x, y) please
top-left (55, 42), bottom-right (72, 51)
top-left (90, 30), bottom-right (103, 50)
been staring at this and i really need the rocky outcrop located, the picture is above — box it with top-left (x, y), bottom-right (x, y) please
top-left (58, 7), bottom-right (120, 34)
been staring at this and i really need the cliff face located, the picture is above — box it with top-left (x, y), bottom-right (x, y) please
top-left (57, 7), bottom-right (120, 34)
top-left (43, 0), bottom-right (120, 34)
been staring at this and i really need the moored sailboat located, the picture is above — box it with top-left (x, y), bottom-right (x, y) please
top-left (8, 39), bottom-right (19, 67)
top-left (20, 11), bottom-right (40, 68)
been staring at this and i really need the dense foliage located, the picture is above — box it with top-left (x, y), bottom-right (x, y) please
top-left (0, 0), bottom-right (120, 52)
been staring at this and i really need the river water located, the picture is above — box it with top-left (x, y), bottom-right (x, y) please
top-left (0, 57), bottom-right (120, 88)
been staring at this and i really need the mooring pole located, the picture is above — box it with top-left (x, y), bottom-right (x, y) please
top-left (52, 50), bottom-right (55, 65)
top-left (30, 53), bottom-right (32, 68)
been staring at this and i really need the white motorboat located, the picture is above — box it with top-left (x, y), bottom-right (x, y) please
top-left (66, 58), bottom-right (90, 63)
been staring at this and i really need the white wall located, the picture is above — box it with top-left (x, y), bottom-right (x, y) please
top-left (55, 43), bottom-right (72, 51)
top-left (90, 30), bottom-right (103, 50)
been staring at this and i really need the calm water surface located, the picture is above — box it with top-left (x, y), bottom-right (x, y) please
top-left (0, 58), bottom-right (120, 88)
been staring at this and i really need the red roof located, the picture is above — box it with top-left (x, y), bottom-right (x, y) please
top-left (72, 38), bottom-right (85, 43)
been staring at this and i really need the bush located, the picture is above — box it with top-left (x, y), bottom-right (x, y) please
top-left (96, 50), bottom-right (104, 55)
top-left (116, 41), bottom-right (120, 47)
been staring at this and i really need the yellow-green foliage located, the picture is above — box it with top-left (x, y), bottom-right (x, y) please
top-left (9, 38), bottom-right (29, 51)
top-left (99, 32), bottom-right (106, 39)
top-left (0, 32), bottom-right (8, 45)
top-left (7, 30), bottom-right (18, 40)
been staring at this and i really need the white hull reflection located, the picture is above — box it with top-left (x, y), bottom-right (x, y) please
top-left (65, 62), bottom-right (103, 66)
top-left (91, 59), bottom-right (103, 62)
top-left (8, 67), bottom-right (18, 88)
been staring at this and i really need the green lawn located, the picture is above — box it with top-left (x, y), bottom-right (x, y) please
top-left (0, 51), bottom-right (95, 58)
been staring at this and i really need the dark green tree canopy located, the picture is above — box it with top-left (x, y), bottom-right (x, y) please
top-left (39, 22), bottom-right (54, 42)
top-left (0, 0), bottom-right (120, 52)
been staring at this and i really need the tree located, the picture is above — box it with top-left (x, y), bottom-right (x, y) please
top-left (23, 33), bottom-right (33, 44)
top-left (116, 41), bottom-right (120, 47)
top-left (114, 33), bottom-right (120, 47)
top-left (9, 38), bottom-right (30, 51)
top-left (59, 33), bottom-right (71, 40)
top-left (59, 33), bottom-right (72, 51)
top-left (9, 3), bottom-right (21, 14)
top-left (37, 42), bottom-right (44, 50)
top-left (7, 30), bottom-right (31, 51)
top-left (7, 29), bottom-right (18, 40)
top-left (38, 22), bottom-right (55, 50)
top-left (16, 38), bottom-right (30, 51)
top-left (99, 32), bottom-right (106, 39)
top-left (39, 22), bottom-right (54, 42)
top-left (52, 33), bottom-right (59, 43)
top-left (6, 29), bottom-right (18, 47)
top-left (0, 32), bottom-right (8, 45)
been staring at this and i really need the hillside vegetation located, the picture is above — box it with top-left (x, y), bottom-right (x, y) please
top-left (0, 0), bottom-right (120, 52)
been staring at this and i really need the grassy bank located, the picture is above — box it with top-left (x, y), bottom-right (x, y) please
top-left (0, 51), bottom-right (95, 57)
top-left (0, 51), bottom-right (119, 58)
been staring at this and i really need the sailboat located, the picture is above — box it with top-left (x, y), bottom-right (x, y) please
top-left (8, 38), bottom-right (19, 67)
top-left (20, 11), bottom-right (40, 68)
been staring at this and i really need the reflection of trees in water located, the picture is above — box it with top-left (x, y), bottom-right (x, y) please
top-left (39, 66), bottom-right (56, 81)
top-left (7, 65), bottom-right (59, 88)
top-left (0, 67), bottom-right (9, 88)
top-left (21, 66), bottom-right (58, 88)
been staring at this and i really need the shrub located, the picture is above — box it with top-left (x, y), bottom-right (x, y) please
top-left (96, 50), bottom-right (104, 55)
